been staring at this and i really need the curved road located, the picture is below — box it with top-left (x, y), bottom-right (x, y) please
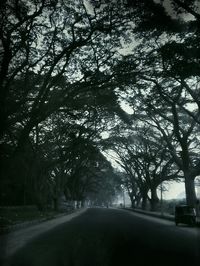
top-left (2, 208), bottom-right (200, 266)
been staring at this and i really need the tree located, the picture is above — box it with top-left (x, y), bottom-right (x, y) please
top-left (103, 121), bottom-right (180, 210)
top-left (1, 0), bottom-right (200, 210)
top-left (0, 0), bottom-right (133, 206)
top-left (105, 0), bottom-right (200, 208)
top-left (118, 37), bottom-right (200, 208)
top-left (0, 0), bottom-right (132, 140)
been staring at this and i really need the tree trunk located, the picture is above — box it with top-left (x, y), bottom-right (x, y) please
top-left (184, 174), bottom-right (196, 207)
top-left (81, 200), bottom-right (85, 208)
top-left (35, 196), bottom-right (45, 212)
top-left (130, 197), bottom-right (135, 208)
top-left (142, 194), bottom-right (147, 210)
top-left (135, 195), bottom-right (141, 208)
top-left (128, 191), bottom-right (135, 208)
top-left (53, 197), bottom-right (59, 212)
top-left (150, 187), bottom-right (159, 211)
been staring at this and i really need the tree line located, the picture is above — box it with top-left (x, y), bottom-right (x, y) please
top-left (0, 0), bottom-right (199, 211)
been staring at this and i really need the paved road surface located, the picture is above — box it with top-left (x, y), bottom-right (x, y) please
top-left (2, 208), bottom-right (200, 266)
top-left (0, 208), bottom-right (86, 259)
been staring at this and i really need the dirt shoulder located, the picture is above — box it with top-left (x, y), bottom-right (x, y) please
top-left (0, 208), bottom-right (86, 262)
top-left (123, 207), bottom-right (200, 225)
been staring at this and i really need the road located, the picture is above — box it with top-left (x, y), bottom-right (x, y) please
top-left (1, 208), bottom-right (200, 266)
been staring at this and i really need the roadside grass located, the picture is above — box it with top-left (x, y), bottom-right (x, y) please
top-left (0, 206), bottom-right (68, 229)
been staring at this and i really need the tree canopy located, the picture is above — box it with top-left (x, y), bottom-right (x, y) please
top-left (0, 0), bottom-right (200, 211)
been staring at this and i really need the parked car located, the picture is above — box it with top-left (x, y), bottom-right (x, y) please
top-left (175, 205), bottom-right (196, 226)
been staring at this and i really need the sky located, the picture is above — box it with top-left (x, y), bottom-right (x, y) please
top-left (160, 181), bottom-right (185, 200)
top-left (155, 180), bottom-right (200, 200)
